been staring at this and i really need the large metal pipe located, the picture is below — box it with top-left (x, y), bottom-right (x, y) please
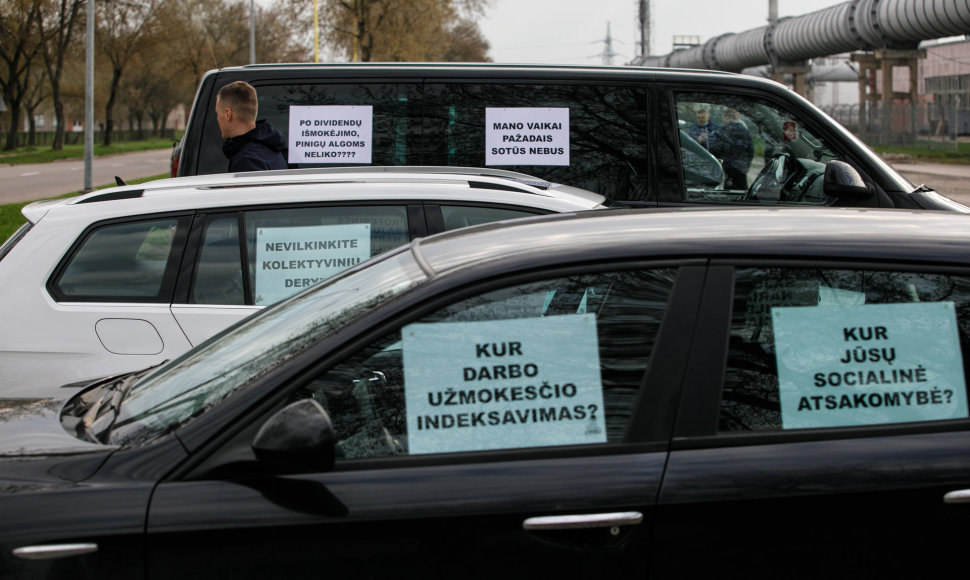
top-left (635, 0), bottom-right (970, 70)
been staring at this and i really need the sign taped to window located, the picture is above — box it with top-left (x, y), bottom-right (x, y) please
top-left (402, 314), bottom-right (606, 454)
top-left (485, 107), bottom-right (570, 166)
top-left (288, 105), bottom-right (373, 164)
top-left (773, 302), bottom-right (968, 429)
top-left (254, 224), bottom-right (371, 305)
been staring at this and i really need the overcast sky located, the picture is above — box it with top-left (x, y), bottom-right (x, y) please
top-left (478, 0), bottom-right (848, 64)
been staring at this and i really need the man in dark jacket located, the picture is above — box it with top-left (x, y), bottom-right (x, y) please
top-left (215, 81), bottom-right (287, 172)
top-left (709, 108), bottom-right (754, 190)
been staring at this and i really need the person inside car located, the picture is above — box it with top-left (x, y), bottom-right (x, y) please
top-left (215, 80), bottom-right (288, 172)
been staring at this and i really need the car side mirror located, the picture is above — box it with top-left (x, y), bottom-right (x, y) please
top-left (252, 399), bottom-right (336, 473)
top-left (823, 160), bottom-right (873, 199)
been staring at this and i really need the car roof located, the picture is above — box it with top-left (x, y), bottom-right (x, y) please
top-left (201, 62), bottom-right (784, 91)
top-left (413, 206), bottom-right (970, 277)
top-left (21, 167), bottom-right (606, 224)
top-left (206, 61), bottom-right (742, 80)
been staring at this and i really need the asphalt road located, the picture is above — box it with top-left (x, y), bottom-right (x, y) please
top-left (0, 147), bottom-right (968, 206)
top-left (0, 148), bottom-right (173, 205)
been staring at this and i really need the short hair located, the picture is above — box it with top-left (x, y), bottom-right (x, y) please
top-left (217, 81), bottom-right (258, 123)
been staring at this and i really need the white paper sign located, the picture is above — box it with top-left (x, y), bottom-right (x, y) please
top-left (288, 106), bottom-right (373, 164)
top-left (485, 107), bottom-right (570, 166)
top-left (773, 302), bottom-right (968, 429)
top-left (254, 224), bottom-right (371, 304)
top-left (402, 314), bottom-right (606, 455)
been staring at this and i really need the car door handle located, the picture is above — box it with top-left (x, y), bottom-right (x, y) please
top-left (522, 511), bottom-right (643, 531)
top-left (12, 543), bottom-right (98, 560)
top-left (944, 489), bottom-right (970, 504)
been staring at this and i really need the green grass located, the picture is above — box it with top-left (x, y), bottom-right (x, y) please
top-left (0, 173), bottom-right (168, 243)
top-left (871, 142), bottom-right (970, 162)
top-left (0, 138), bottom-right (177, 166)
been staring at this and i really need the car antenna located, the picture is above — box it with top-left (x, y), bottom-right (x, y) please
top-left (115, 176), bottom-right (127, 186)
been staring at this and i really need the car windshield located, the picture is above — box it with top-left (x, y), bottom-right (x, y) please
top-left (107, 247), bottom-right (427, 446)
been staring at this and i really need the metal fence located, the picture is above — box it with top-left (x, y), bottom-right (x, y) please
top-left (823, 101), bottom-right (969, 150)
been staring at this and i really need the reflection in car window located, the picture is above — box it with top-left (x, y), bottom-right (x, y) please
top-left (109, 248), bottom-right (426, 446)
top-left (440, 205), bottom-right (540, 230)
top-left (52, 217), bottom-right (187, 302)
top-left (674, 93), bottom-right (842, 206)
top-left (721, 268), bottom-right (970, 432)
top-left (293, 269), bottom-right (676, 459)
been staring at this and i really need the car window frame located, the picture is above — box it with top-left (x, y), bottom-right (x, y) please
top-left (171, 259), bottom-right (707, 479)
top-left (173, 200), bottom-right (557, 307)
top-left (655, 83), bottom-right (891, 207)
top-left (672, 258), bottom-right (970, 449)
top-left (189, 75), bottom-right (656, 203)
top-left (47, 212), bottom-right (193, 304)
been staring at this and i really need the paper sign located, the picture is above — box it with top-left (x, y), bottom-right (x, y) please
top-left (773, 302), bottom-right (968, 429)
top-left (288, 106), bottom-right (373, 164)
top-left (485, 108), bottom-right (570, 166)
top-left (402, 314), bottom-right (606, 454)
top-left (254, 224), bottom-right (371, 304)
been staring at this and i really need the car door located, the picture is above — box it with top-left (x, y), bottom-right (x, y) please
top-left (171, 204), bottom-right (424, 344)
top-left (147, 264), bottom-right (706, 578)
top-left (14, 215), bottom-right (196, 395)
top-left (651, 262), bottom-right (970, 578)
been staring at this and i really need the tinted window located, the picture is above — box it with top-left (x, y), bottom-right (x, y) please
top-left (424, 83), bottom-right (649, 202)
top-left (198, 83), bottom-right (421, 176)
top-left (200, 82), bottom-right (649, 202)
top-left (193, 216), bottom-right (245, 305)
top-left (721, 267), bottom-right (970, 432)
top-left (440, 205), bottom-right (540, 230)
top-left (52, 217), bottom-right (187, 302)
top-left (292, 269), bottom-right (676, 459)
top-left (674, 92), bottom-right (843, 205)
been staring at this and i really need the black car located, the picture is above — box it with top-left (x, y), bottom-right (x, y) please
top-left (176, 63), bottom-right (967, 212)
top-left (4, 207), bottom-right (970, 578)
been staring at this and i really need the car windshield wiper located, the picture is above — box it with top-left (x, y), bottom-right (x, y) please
top-left (77, 362), bottom-right (165, 444)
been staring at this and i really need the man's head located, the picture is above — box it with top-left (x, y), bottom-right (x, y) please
top-left (722, 108), bottom-right (741, 124)
top-left (695, 107), bottom-right (710, 126)
top-left (215, 81), bottom-right (258, 139)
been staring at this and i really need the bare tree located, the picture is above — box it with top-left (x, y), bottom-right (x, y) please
top-left (320, 0), bottom-right (491, 63)
top-left (36, 0), bottom-right (83, 150)
top-left (0, 0), bottom-right (44, 150)
top-left (22, 66), bottom-right (50, 146)
top-left (96, 0), bottom-right (163, 146)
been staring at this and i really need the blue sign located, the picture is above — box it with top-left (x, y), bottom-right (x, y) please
top-left (402, 314), bottom-right (606, 454)
top-left (773, 302), bottom-right (968, 429)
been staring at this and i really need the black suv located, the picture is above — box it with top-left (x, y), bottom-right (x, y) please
top-left (175, 63), bottom-right (965, 211)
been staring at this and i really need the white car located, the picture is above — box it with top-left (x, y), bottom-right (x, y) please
top-left (0, 167), bottom-right (605, 397)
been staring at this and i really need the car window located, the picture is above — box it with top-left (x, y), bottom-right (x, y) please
top-left (200, 82), bottom-right (649, 203)
top-left (51, 217), bottom-right (188, 302)
top-left (291, 269), bottom-right (677, 460)
top-left (720, 267), bottom-right (970, 432)
top-left (674, 93), bottom-right (842, 205)
top-left (424, 83), bottom-right (650, 203)
top-left (440, 205), bottom-right (540, 230)
top-left (198, 83), bottom-right (421, 176)
top-left (192, 205), bottom-right (411, 306)
top-left (110, 248), bottom-right (427, 446)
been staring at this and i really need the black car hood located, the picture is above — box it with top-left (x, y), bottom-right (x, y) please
top-left (0, 398), bottom-right (112, 457)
